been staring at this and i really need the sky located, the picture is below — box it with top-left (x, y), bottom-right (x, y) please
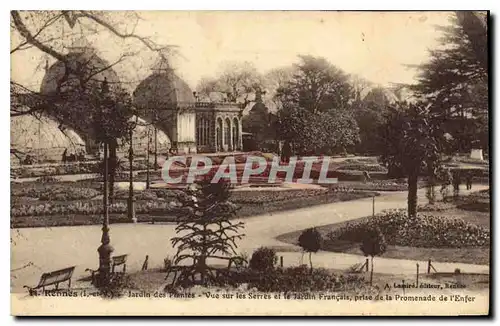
top-left (11, 11), bottom-right (454, 92)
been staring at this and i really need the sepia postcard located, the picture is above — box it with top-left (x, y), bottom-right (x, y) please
top-left (10, 10), bottom-right (490, 316)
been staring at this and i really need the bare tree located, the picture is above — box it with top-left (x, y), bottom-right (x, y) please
top-left (262, 66), bottom-right (296, 111)
top-left (195, 61), bottom-right (262, 105)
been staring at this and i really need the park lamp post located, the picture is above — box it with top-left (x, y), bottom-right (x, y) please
top-left (97, 78), bottom-right (114, 287)
top-left (154, 111), bottom-right (158, 171)
top-left (98, 140), bottom-right (114, 287)
top-left (127, 119), bottom-right (137, 222)
top-left (146, 127), bottom-right (151, 190)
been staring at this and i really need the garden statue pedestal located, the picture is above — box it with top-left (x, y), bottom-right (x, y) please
top-left (470, 148), bottom-right (484, 161)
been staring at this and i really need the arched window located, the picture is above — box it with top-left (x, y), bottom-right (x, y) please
top-left (232, 117), bottom-right (239, 151)
top-left (224, 118), bottom-right (231, 149)
top-left (216, 118), bottom-right (223, 151)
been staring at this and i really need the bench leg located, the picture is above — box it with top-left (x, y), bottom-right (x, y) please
top-left (123, 264), bottom-right (126, 274)
top-left (68, 278), bottom-right (72, 289)
top-left (55, 283), bottom-right (59, 290)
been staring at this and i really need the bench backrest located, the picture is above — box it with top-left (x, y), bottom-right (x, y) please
top-left (112, 254), bottom-right (127, 266)
top-left (37, 266), bottom-right (75, 288)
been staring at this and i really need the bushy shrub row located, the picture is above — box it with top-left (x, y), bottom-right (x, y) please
top-left (418, 202), bottom-right (455, 212)
top-left (12, 184), bottom-right (101, 201)
top-left (444, 189), bottom-right (490, 212)
top-left (12, 162), bottom-right (102, 178)
top-left (216, 246), bottom-right (364, 292)
top-left (11, 200), bottom-right (174, 217)
top-left (228, 266), bottom-right (365, 293)
top-left (327, 209), bottom-right (489, 249)
top-left (12, 159), bottom-right (162, 179)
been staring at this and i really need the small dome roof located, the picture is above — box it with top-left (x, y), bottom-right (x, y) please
top-left (40, 48), bottom-right (121, 95)
top-left (133, 71), bottom-right (196, 109)
top-left (39, 48), bottom-right (124, 138)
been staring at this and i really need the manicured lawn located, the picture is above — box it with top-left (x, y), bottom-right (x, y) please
top-left (277, 208), bottom-right (490, 266)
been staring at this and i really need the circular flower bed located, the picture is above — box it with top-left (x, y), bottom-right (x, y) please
top-left (327, 209), bottom-right (489, 248)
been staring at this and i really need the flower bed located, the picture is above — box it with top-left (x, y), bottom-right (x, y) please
top-left (11, 213), bottom-right (175, 228)
top-left (11, 200), bottom-right (174, 217)
top-left (230, 189), bottom-right (328, 204)
top-left (328, 180), bottom-right (423, 192)
top-left (336, 163), bottom-right (387, 172)
top-left (327, 209), bottom-right (489, 249)
top-left (112, 188), bottom-right (180, 201)
top-left (444, 189), bottom-right (490, 212)
top-left (11, 184), bottom-right (101, 201)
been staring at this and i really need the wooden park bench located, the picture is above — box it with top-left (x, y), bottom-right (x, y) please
top-left (112, 254), bottom-right (128, 274)
top-left (86, 254), bottom-right (128, 285)
top-left (24, 266), bottom-right (75, 294)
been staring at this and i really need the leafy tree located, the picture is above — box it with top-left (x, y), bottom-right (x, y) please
top-left (379, 102), bottom-right (444, 217)
top-left (410, 13), bottom-right (488, 153)
top-left (277, 55), bottom-right (353, 114)
top-left (360, 227), bottom-right (387, 286)
top-left (170, 180), bottom-right (245, 287)
top-left (278, 106), bottom-right (358, 156)
top-left (249, 247), bottom-right (277, 272)
top-left (242, 103), bottom-right (277, 150)
top-left (353, 87), bottom-right (392, 155)
top-left (456, 11), bottom-right (487, 70)
top-left (298, 228), bottom-right (322, 272)
top-left (275, 55), bottom-right (359, 155)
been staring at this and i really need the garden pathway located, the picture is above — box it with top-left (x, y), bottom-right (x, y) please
top-left (10, 184), bottom-right (489, 292)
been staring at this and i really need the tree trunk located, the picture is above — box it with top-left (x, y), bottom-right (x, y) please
top-left (309, 252), bottom-right (313, 273)
top-left (200, 224), bottom-right (208, 285)
top-left (426, 161), bottom-right (436, 205)
top-left (370, 256), bottom-right (374, 286)
top-left (408, 173), bottom-right (418, 218)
